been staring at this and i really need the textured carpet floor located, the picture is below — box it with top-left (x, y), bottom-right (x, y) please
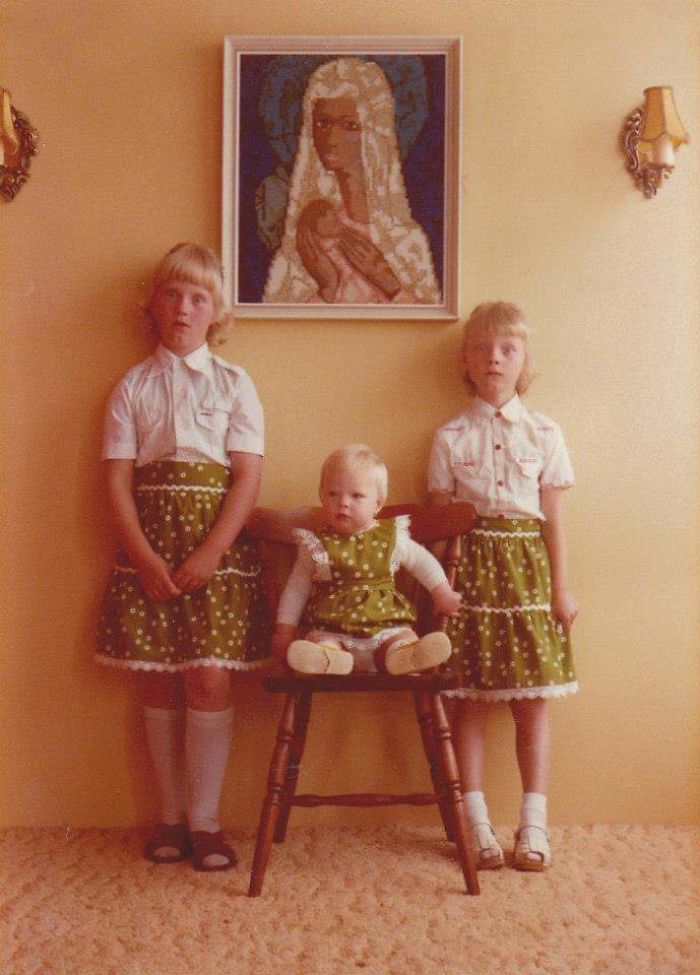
top-left (1, 825), bottom-right (698, 975)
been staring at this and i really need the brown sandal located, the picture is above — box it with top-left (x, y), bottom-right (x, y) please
top-left (190, 830), bottom-right (238, 872)
top-left (144, 823), bottom-right (192, 864)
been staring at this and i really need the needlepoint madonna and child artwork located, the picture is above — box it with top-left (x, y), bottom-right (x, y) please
top-left (223, 39), bottom-right (460, 319)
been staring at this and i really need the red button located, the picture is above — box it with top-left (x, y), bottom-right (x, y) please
top-left (497, 480), bottom-right (504, 487)
top-left (495, 411), bottom-right (502, 418)
top-left (495, 444), bottom-right (502, 450)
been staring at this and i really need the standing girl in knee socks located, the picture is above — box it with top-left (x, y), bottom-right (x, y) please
top-left (96, 243), bottom-right (269, 870)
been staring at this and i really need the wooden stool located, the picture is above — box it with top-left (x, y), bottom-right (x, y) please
top-left (247, 502), bottom-right (480, 897)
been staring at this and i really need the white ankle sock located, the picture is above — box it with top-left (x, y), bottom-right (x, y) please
top-left (143, 706), bottom-right (186, 826)
top-left (185, 705), bottom-right (233, 835)
top-left (464, 790), bottom-right (491, 824)
top-left (520, 792), bottom-right (548, 829)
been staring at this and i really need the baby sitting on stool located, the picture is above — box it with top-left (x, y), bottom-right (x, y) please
top-left (271, 444), bottom-right (462, 675)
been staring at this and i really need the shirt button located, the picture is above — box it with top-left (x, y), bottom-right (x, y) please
top-left (497, 480), bottom-right (504, 487)
top-left (494, 411), bottom-right (502, 418)
top-left (494, 444), bottom-right (502, 450)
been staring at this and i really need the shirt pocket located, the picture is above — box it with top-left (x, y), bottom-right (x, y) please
top-left (196, 399), bottom-right (231, 433)
top-left (452, 457), bottom-right (490, 496)
top-left (134, 401), bottom-right (164, 441)
top-left (506, 445), bottom-right (543, 482)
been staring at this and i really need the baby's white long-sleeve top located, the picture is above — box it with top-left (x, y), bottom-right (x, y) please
top-left (276, 527), bottom-right (449, 628)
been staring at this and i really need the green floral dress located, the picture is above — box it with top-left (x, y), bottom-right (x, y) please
top-left (299, 518), bottom-right (416, 637)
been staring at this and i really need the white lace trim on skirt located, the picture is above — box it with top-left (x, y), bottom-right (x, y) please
top-left (442, 680), bottom-right (579, 702)
top-left (112, 564), bottom-right (260, 578)
top-left (461, 602), bottom-right (551, 615)
top-left (470, 528), bottom-right (540, 538)
top-left (135, 484), bottom-right (226, 494)
top-left (95, 654), bottom-right (272, 673)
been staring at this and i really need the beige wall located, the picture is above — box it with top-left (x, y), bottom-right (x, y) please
top-left (2, 0), bottom-right (698, 829)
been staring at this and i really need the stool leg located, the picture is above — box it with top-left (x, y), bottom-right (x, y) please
top-left (429, 692), bottom-right (480, 895)
top-left (248, 693), bottom-right (299, 897)
top-left (413, 691), bottom-right (454, 842)
top-left (274, 689), bottom-right (312, 843)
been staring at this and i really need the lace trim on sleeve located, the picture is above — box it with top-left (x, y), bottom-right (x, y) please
top-left (292, 528), bottom-right (331, 580)
top-left (391, 515), bottom-right (412, 573)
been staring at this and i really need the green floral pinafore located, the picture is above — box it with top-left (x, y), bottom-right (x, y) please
top-left (299, 518), bottom-right (416, 638)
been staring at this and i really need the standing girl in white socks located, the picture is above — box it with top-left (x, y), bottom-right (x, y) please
top-left (96, 243), bottom-right (268, 870)
top-left (428, 302), bottom-right (578, 871)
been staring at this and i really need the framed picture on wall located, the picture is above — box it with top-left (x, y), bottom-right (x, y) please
top-left (222, 36), bottom-right (461, 320)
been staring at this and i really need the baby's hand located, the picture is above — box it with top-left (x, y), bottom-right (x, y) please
top-left (431, 582), bottom-right (462, 617)
top-left (271, 625), bottom-right (296, 660)
top-left (136, 554), bottom-right (181, 602)
top-left (552, 589), bottom-right (578, 633)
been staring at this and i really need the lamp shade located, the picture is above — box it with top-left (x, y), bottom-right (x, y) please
top-left (639, 86), bottom-right (690, 150)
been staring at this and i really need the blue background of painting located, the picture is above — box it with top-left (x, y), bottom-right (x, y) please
top-left (236, 54), bottom-right (446, 304)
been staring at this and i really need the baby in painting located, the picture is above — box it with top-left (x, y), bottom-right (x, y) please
top-left (296, 200), bottom-right (391, 304)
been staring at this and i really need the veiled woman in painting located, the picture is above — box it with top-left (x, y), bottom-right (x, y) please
top-left (263, 57), bottom-right (441, 305)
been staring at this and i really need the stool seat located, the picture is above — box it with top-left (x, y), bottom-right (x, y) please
top-left (264, 670), bottom-right (462, 694)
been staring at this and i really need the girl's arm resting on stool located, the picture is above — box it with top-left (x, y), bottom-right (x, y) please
top-left (540, 485), bottom-right (578, 632)
top-left (426, 489), bottom-right (454, 564)
top-left (427, 490), bottom-right (453, 507)
top-left (171, 451), bottom-right (262, 592)
top-left (105, 459), bottom-right (181, 601)
top-left (247, 505), bottom-right (325, 542)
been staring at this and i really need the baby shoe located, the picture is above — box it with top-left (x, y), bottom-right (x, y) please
top-left (287, 640), bottom-right (354, 675)
top-left (384, 632), bottom-right (452, 675)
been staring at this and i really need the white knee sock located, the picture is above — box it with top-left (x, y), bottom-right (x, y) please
top-left (143, 706), bottom-right (186, 826)
top-left (519, 792), bottom-right (548, 829)
top-left (185, 705), bottom-right (233, 835)
top-left (464, 790), bottom-right (491, 825)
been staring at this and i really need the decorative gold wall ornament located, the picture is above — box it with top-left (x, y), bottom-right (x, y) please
top-left (621, 87), bottom-right (689, 198)
top-left (1, 89), bottom-right (39, 203)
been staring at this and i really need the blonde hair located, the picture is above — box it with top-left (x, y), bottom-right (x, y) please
top-left (145, 242), bottom-right (232, 346)
top-left (319, 444), bottom-right (389, 506)
top-left (461, 301), bottom-right (534, 395)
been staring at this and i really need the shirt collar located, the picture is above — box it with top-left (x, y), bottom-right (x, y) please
top-left (148, 342), bottom-right (213, 377)
top-left (470, 394), bottom-right (523, 423)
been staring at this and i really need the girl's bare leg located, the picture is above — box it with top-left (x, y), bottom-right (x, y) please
top-left (509, 697), bottom-right (550, 794)
top-left (452, 698), bottom-right (491, 793)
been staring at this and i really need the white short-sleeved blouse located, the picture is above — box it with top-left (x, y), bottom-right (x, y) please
top-left (428, 395), bottom-right (573, 520)
top-left (102, 343), bottom-right (264, 468)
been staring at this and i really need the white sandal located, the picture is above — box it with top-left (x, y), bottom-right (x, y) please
top-left (470, 822), bottom-right (505, 870)
top-left (513, 825), bottom-right (552, 872)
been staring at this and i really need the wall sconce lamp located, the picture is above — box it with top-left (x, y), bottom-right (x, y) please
top-left (621, 86), bottom-right (689, 197)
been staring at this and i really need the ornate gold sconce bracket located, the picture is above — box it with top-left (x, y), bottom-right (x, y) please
top-left (1, 90), bottom-right (39, 203)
